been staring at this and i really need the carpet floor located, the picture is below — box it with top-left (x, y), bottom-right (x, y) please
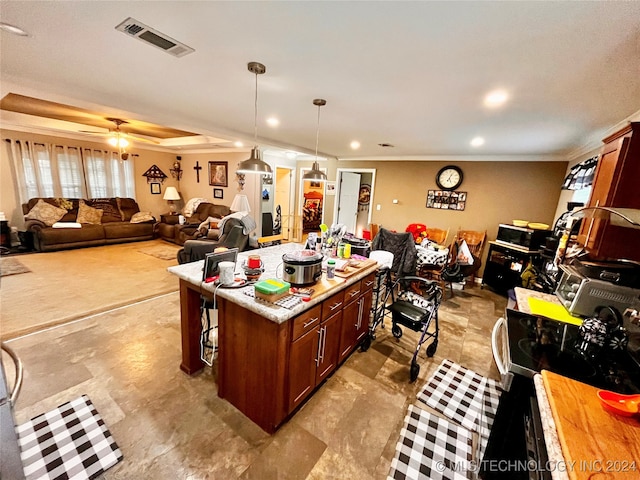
top-left (0, 240), bottom-right (182, 340)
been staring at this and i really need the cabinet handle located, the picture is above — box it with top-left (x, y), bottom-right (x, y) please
top-left (303, 317), bottom-right (319, 328)
top-left (329, 301), bottom-right (343, 311)
top-left (349, 289), bottom-right (361, 298)
top-left (322, 326), bottom-right (327, 361)
top-left (365, 280), bottom-right (374, 287)
top-left (315, 328), bottom-right (323, 366)
top-left (318, 326), bottom-right (326, 363)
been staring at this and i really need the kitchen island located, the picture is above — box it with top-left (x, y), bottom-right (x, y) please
top-left (168, 243), bottom-right (378, 433)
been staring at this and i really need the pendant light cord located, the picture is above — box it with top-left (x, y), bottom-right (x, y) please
top-left (315, 104), bottom-right (321, 161)
top-left (254, 71), bottom-right (258, 146)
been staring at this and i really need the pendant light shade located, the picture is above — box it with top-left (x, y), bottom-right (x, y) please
top-left (303, 99), bottom-right (327, 182)
top-left (238, 62), bottom-right (272, 175)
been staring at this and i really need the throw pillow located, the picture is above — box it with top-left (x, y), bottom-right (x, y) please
top-left (25, 199), bottom-right (67, 226)
top-left (76, 200), bottom-right (103, 224)
top-left (130, 212), bottom-right (154, 223)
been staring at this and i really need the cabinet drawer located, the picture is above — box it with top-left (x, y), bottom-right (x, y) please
top-left (291, 304), bottom-right (322, 341)
top-left (322, 290), bottom-right (345, 322)
top-left (343, 280), bottom-right (362, 306)
top-left (361, 272), bottom-right (376, 292)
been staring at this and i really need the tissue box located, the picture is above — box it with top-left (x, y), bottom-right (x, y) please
top-left (254, 279), bottom-right (291, 303)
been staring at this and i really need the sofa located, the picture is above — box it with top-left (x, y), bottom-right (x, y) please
top-left (176, 218), bottom-right (250, 264)
top-left (22, 197), bottom-right (155, 252)
top-left (156, 202), bottom-right (233, 245)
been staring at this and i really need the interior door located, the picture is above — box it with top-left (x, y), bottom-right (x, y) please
top-left (337, 172), bottom-right (361, 233)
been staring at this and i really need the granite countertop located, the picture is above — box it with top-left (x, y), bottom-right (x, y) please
top-left (168, 243), bottom-right (379, 324)
top-left (534, 374), bottom-right (569, 480)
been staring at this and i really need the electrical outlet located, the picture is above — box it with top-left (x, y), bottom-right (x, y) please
top-left (376, 204), bottom-right (381, 211)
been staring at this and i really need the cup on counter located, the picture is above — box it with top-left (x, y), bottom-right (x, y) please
top-left (219, 261), bottom-right (235, 285)
top-left (247, 255), bottom-right (263, 269)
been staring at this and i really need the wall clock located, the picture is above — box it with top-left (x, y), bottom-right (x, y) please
top-left (435, 165), bottom-right (463, 190)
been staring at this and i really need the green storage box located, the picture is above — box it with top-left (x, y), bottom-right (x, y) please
top-left (254, 279), bottom-right (291, 303)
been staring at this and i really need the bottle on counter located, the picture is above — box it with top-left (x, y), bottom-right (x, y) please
top-left (327, 259), bottom-right (336, 279)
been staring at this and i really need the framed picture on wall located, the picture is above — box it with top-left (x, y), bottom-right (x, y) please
top-left (213, 188), bottom-right (223, 199)
top-left (209, 161), bottom-right (228, 187)
top-left (150, 183), bottom-right (161, 195)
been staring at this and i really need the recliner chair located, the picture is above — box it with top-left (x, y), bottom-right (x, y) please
top-left (177, 220), bottom-right (249, 264)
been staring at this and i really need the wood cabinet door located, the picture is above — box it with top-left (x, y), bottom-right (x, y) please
top-left (339, 297), bottom-right (360, 362)
top-left (288, 326), bottom-right (320, 411)
top-left (356, 290), bottom-right (373, 344)
top-left (316, 310), bottom-right (342, 383)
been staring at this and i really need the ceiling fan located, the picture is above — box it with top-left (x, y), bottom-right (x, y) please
top-left (79, 117), bottom-right (160, 147)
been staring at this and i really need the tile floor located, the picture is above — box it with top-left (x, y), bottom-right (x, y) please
top-left (5, 284), bottom-right (506, 479)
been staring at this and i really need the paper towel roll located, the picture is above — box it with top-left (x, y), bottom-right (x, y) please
top-left (219, 261), bottom-right (235, 285)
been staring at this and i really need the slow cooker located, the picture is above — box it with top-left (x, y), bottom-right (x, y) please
top-left (282, 250), bottom-right (323, 285)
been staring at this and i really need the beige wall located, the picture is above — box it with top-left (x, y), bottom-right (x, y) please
top-left (333, 160), bottom-right (568, 272)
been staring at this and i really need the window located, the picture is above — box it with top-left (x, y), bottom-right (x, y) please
top-left (7, 139), bottom-right (135, 203)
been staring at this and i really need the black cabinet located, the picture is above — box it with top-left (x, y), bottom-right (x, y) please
top-left (482, 242), bottom-right (541, 294)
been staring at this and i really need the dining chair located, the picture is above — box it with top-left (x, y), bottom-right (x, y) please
top-left (425, 227), bottom-right (449, 246)
top-left (455, 229), bottom-right (487, 287)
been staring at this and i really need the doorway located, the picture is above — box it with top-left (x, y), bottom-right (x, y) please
top-left (334, 168), bottom-right (376, 237)
top-left (272, 166), bottom-right (294, 240)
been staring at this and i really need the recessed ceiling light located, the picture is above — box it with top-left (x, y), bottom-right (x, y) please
top-left (0, 22), bottom-right (29, 36)
top-left (266, 117), bottom-right (279, 127)
top-left (350, 141), bottom-right (360, 150)
top-left (234, 141), bottom-right (244, 148)
top-left (484, 89), bottom-right (509, 108)
top-left (470, 136), bottom-right (485, 147)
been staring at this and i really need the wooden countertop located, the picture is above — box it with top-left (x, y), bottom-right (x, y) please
top-left (168, 243), bottom-right (378, 324)
top-left (541, 370), bottom-right (640, 480)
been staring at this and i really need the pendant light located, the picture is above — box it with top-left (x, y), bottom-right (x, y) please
top-left (303, 99), bottom-right (327, 182)
top-left (237, 62), bottom-right (273, 175)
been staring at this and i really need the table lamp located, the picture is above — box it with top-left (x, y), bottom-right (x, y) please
top-left (163, 186), bottom-right (181, 214)
top-left (230, 194), bottom-right (251, 213)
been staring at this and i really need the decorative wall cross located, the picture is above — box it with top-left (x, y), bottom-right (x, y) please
top-left (194, 161), bottom-right (202, 183)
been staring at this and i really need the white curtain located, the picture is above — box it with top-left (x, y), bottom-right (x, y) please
top-left (6, 139), bottom-right (136, 203)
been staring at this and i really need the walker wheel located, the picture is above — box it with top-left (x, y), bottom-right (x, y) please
top-left (410, 361), bottom-right (420, 383)
top-left (360, 335), bottom-right (372, 352)
top-left (426, 341), bottom-right (438, 357)
top-left (392, 325), bottom-right (403, 339)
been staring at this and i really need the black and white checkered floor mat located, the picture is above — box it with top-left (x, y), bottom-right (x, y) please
top-left (416, 359), bottom-right (502, 459)
top-left (388, 405), bottom-right (474, 480)
top-left (16, 395), bottom-right (123, 480)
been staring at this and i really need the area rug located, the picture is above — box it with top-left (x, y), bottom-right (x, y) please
top-left (16, 394), bottom-right (123, 480)
top-left (0, 256), bottom-right (31, 277)
top-left (138, 244), bottom-right (180, 261)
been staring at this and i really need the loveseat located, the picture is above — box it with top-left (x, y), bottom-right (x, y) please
top-left (156, 202), bottom-right (232, 245)
top-left (22, 197), bottom-right (155, 252)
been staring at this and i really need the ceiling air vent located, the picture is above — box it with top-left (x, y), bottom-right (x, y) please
top-left (115, 17), bottom-right (194, 58)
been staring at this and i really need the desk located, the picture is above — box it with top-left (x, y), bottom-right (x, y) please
top-left (168, 243), bottom-right (378, 432)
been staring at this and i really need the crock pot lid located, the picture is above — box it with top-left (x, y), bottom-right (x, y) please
top-left (282, 250), bottom-right (323, 263)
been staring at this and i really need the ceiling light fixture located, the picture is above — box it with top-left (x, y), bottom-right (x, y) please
top-left (237, 62), bottom-right (272, 176)
top-left (0, 22), bottom-right (29, 36)
top-left (470, 136), bottom-right (485, 147)
top-left (484, 89), bottom-right (508, 107)
top-left (303, 99), bottom-right (328, 182)
top-left (266, 117), bottom-right (280, 127)
top-left (350, 140), bottom-right (360, 150)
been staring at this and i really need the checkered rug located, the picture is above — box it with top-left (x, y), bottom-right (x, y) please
top-left (16, 395), bottom-right (123, 480)
top-left (388, 405), bottom-right (474, 480)
top-left (416, 359), bottom-right (502, 459)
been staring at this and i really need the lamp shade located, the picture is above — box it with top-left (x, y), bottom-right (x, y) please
top-left (237, 147), bottom-right (272, 175)
top-left (303, 161), bottom-right (327, 181)
top-left (230, 194), bottom-right (251, 213)
top-left (163, 186), bottom-right (180, 201)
